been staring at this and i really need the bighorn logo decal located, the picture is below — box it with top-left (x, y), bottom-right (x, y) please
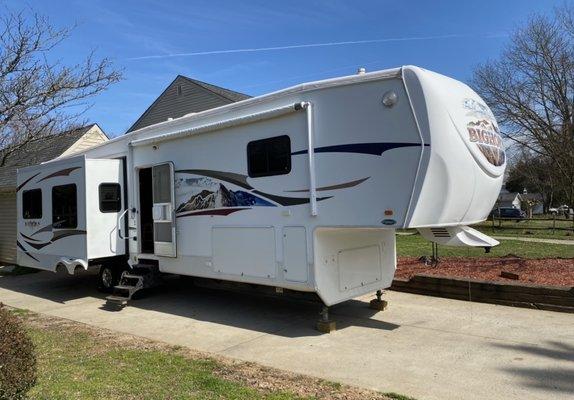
top-left (463, 98), bottom-right (495, 120)
top-left (466, 119), bottom-right (505, 167)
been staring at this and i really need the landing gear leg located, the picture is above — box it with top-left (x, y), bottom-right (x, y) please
top-left (431, 242), bottom-right (440, 266)
top-left (316, 305), bottom-right (336, 333)
top-left (369, 289), bottom-right (388, 311)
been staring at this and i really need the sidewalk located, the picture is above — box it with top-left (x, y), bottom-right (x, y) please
top-left (493, 236), bottom-right (574, 245)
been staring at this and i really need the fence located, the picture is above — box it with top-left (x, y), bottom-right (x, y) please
top-left (486, 214), bottom-right (574, 235)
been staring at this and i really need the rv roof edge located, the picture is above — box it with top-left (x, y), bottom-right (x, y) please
top-left (51, 67), bottom-right (404, 161)
top-left (16, 153), bottom-right (87, 174)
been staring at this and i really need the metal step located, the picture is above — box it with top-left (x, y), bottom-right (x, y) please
top-left (114, 285), bottom-right (137, 291)
top-left (122, 274), bottom-right (145, 281)
top-left (105, 295), bottom-right (129, 304)
top-left (104, 265), bottom-right (161, 310)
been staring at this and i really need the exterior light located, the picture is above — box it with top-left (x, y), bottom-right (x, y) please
top-left (382, 91), bottom-right (398, 108)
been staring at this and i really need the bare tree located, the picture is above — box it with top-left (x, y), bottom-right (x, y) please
top-left (505, 150), bottom-right (556, 211)
top-left (0, 8), bottom-right (122, 166)
top-left (472, 5), bottom-right (574, 206)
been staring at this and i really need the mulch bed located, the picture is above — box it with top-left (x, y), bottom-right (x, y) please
top-left (396, 257), bottom-right (574, 287)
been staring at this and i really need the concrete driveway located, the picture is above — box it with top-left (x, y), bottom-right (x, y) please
top-left (0, 270), bottom-right (572, 400)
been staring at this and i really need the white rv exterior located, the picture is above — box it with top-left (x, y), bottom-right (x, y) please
top-left (16, 66), bottom-right (505, 306)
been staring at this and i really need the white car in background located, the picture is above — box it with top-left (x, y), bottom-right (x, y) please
top-left (549, 205), bottom-right (573, 216)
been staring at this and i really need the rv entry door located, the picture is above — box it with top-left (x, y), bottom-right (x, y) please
top-left (151, 163), bottom-right (177, 257)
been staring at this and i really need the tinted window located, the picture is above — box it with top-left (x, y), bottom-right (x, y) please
top-left (99, 183), bottom-right (122, 213)
top-left (22, 189), bottom-right (42, 219)
top-left (52, 184), bottom-right (77, 229)
top-left (247, 135), bottom-right (291, 178)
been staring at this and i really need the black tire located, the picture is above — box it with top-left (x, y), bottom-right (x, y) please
top-left (98, 265), bottom-right (121, 293)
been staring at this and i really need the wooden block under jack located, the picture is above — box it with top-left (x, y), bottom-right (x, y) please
top-left (316, 320), bottom-right (337, 333)
top-left (369, 299), bottom-right (388, 311)
top-left (500, 271), bottom-right (519, 280)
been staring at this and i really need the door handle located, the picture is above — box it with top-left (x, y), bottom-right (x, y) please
top-left (117, 209), bottom-right (136, 240)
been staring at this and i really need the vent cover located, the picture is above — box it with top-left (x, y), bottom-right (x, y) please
top-left (430, 227), bottom-right (451, 238)
top-left (418, 226), bottom-right (499, 247)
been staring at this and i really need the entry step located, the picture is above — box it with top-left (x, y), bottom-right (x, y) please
top-left (122, 274), bottom-right (144, 280)
top-left (105, 295), bottom-right (129, 304)
top-left (104, 265), bottom-right (162, 310)
top-left (114, 285), bottom-right (137, 291)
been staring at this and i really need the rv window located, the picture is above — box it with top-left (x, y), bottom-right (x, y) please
top-left (99, 183), bottom-right (122, 213)
top-left (52, 184), bottom-right (77, 229)
top-left (22, 189), bottom-right (42, 219)
top-left (247, 135), bottom-right (291, 178)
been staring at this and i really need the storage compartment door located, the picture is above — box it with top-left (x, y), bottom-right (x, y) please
top-left (152, 163), bottom-right (176, 257)
top-left (283, 227), bottom-right (308, 282)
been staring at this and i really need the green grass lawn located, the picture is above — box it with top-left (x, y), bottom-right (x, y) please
top-left (396, 233), bottom-right (574, 259)
top-left (26, 323), bottom-right (309, 400)
top-left (473, 218), bottom-right (574, 240)
top-left (16, 311), bottom-right (403, 400)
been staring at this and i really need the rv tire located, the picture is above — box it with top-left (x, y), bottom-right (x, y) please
top-left (98, 265), bottom-right (120, 293)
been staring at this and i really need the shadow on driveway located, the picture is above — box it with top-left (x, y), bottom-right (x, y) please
top-left (492, 341), bottom-right (574, 395)
top-left (0, 269), bottom-right (104, 304)
top-left (0, 271), bottom-right (400, 338)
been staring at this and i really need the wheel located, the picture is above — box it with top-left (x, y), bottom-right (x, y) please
top-left (98, 265), bottom-right (120, 293)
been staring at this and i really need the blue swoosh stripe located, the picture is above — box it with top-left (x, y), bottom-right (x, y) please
top-left (292, 142), bottom-right (428, 156)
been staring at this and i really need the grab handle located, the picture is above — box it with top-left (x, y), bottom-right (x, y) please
top-left (117, 209), bottom-right (136, 240)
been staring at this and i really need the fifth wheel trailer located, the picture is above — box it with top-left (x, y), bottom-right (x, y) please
top-left (16, 66), bottom-right (505, 319)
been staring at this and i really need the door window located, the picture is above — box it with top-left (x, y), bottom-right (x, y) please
top-left (152, 164), bottom-right (172, 204)
top-left (99, 183), bottom-right (122, 213)
top-left (151, 163), bottom-right (176, 257)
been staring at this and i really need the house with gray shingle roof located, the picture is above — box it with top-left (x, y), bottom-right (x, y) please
top-left (496, 192), bottom-right (522, 209)
top-left (494, 189), bottom-right (544, 215)
top-left (0, 124), bottom-right (108, 264)
top-left (126, 75), bottom-right (250, 133)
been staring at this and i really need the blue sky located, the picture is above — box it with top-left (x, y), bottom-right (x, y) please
top-left (4, 0), bottom-right (569, 136)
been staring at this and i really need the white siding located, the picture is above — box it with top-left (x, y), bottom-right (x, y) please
top-left (59, 126), bottom-right (108, 157)
top-left (0, 191), bottom-right (16, 264)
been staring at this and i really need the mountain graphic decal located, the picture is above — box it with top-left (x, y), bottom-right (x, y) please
top-left (176, 182), bottom-right (275, 213)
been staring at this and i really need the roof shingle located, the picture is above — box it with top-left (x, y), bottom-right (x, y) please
top-left (126, 75), bottom-right (250, 133)
top-left (0, 124), bottom-right (95, 189)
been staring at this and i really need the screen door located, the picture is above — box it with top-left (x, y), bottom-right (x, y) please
top-left (152, 162), bottom-right (176, 257)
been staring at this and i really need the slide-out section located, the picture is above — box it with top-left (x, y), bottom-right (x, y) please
top-left (16, 156), bottom-right (126, 272)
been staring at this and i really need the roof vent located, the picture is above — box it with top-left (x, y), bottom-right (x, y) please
top-left (357, 67), bottom-right (366, 75)
top-left (167, 117), bottom-right (173, 121)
